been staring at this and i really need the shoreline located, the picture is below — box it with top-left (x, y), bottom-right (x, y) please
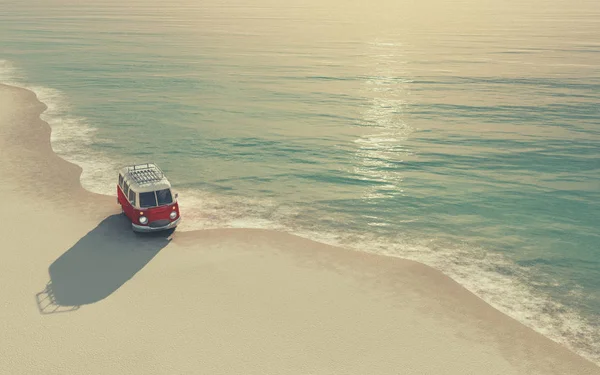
top-left (1, 82), bottom-right (598, 374)
top-left (6, 65), bottom-right (599, 366)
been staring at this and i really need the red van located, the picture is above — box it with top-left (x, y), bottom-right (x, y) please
top-left (117, 163), bottom-right (181, 232)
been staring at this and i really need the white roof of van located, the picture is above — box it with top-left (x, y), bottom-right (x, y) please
top-left (120, 163), bottom-right (172, 193)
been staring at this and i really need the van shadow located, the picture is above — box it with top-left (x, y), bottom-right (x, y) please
top-left (36, 214), bottom-right (172, 314)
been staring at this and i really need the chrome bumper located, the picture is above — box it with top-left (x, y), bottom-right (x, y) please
top-left (132, 217), bottom-right (181, 233)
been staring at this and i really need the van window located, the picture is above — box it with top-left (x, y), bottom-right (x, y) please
top-left (139, 192), bottom-right (158, 208)
top-left (118, 174), bottom-right (123, 188)
top-left (128, 189), bottom-right (136, 206)
top-left (124, 181), bottom-right (129, 197)
top-left (156, 189), bottom-right (173, 206)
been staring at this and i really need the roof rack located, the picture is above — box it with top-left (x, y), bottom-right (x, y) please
top-left (125, 163), bottom-right (165, 185)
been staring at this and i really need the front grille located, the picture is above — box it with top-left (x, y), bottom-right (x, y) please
top-left (149, 219), bottom-right (170, 228)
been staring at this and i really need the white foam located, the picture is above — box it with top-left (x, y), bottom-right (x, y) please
top-left (31, 85), bottom-right (119, 196)
top-left (0, 59), bottom-right (23, 85)
top-left (1, 60), bottom-right (118, 196)
top-left (175, 188), bottom-right (289, 231)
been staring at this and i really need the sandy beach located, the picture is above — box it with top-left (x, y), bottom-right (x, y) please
top-left (0, 83), bottom-right (598, 374)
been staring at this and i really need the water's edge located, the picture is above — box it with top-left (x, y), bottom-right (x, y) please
top-left (1, 63), bottom-right (598, 365)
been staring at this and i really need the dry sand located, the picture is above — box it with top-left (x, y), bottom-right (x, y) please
top-left (0, 83), bottom-right (598, 374)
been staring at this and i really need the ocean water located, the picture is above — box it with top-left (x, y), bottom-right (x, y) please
top-left (2, 0), bottom-right (599, 364)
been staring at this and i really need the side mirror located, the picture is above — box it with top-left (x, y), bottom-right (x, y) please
top-left (174, 193), bottom-right (179, 199)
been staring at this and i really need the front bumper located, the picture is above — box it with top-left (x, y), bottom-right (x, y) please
top-left (132, 217), bottom-right (181, 233)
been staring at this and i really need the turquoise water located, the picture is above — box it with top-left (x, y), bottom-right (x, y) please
top-left (2, 0), bottom-right (599, 363)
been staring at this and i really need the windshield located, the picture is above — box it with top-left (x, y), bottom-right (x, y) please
top-left (139, 192), bottom-right (158, 208)
top-left (139, 189), bottom-right (173, 208)
top-left (156, 189), bottom-right (173, 205)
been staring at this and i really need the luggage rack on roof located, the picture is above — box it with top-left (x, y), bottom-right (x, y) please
top-left (126, 163), bottom-right (165, 185)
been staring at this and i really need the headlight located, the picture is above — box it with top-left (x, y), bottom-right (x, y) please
top-left (139, 216), bottom-right (148, 224)
top-left (169, 211), bottom-right (178, 220)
